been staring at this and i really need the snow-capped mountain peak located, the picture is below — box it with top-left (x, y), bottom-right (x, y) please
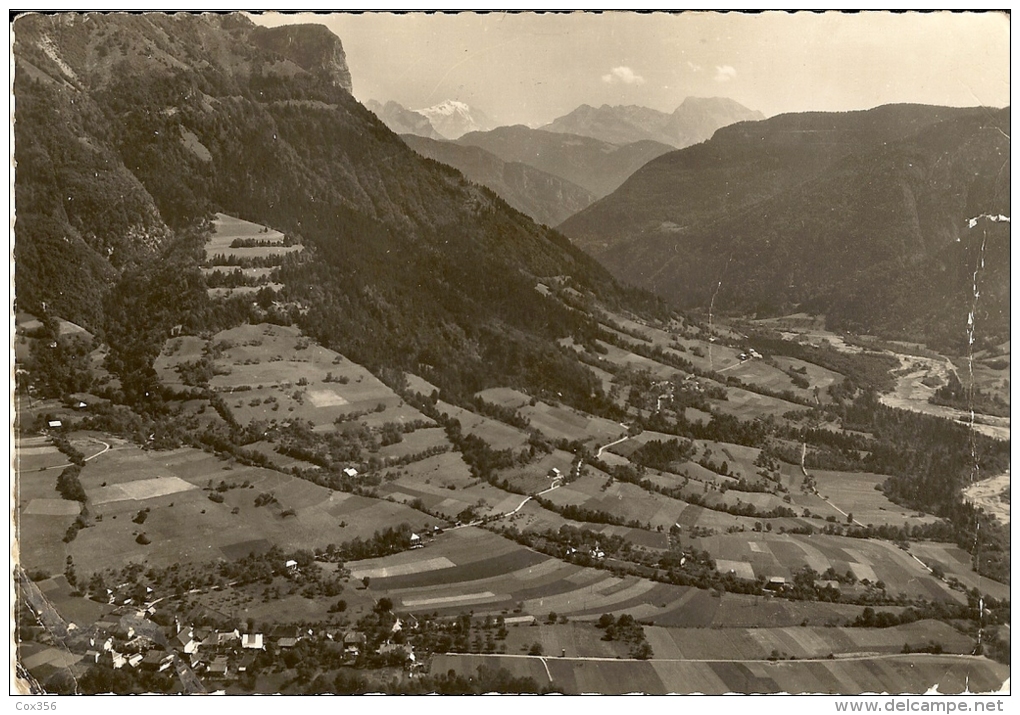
top-left (415, 100), bottom-right (494, 139)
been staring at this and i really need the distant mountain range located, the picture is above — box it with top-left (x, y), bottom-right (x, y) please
top-left (365, 100), bottom-right (444, 140)
top-left (401, 134), bottom-right (597, 226)
top-left (558, 104), bottom-right (1010, 348)
top-left (542, 97), bottom-right (764, 148)
top-left (416, 99), bottom-right (495, 139)
top-left (366, 99), bottom-right (493, 140)
top-left (369, 97), bottom-right (760, 212)
top-left (455, 126), bottom-right (674, 198)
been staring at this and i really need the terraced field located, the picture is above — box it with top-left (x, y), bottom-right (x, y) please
top-left (517, 401), bottom-right (627, 446)
top-left (540, 469), bottom-right (687, 530)
top-left (431, 652), bottom-right (1008, 694)
top-left (347, 528), bottom-right (690, 619)
top-left (156, 323), bottom-right (428, 434)
top-left (53, 436), bottom-right (427, 574)
top-left (807, 469), bottom-right (942, 528)
top-left (435, 401), bottom-right (530, 451)
top-left (205, 213), bottom-right (303, 262)
top-left (692, 532), bottom-right (964, 603)
top-left (15, 294), bottom-right (1008, 695)
top-left (643, 620), bottom-right (974, 660)
top-left (909, 542), bottom-right (1011, 602)
top-left (344, 528), bottom-right (895, 630)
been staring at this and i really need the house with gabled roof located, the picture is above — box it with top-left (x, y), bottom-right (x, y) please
top-left (141, 650), bottom-right (174, 672)
top-left (208, 656), bottom-right (230, 677)
top-left (176, 628), bottom-right (198, 654)
top-left (242, 633), bottom-right (264, 650)
top-left (213, 629), bottom-right (241, 647)
top-left (343, 631), bottom-right (367, 656)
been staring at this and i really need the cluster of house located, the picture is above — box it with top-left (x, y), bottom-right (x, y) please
top-left (681, 375), bottom-right (704, 392)
top-left (172, 624), bottom-right (270, 678)
top-left (654, 380), bottom-right (675, 411)
top-left (79, 611), bottom-right (403, 683)
top-left (565, 544), bottom-right (606, 560)
top-left (738, 348), bottom-right (763, 361)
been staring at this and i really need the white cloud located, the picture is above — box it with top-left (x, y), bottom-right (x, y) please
top-left (687, 60), bottom-right (703, 72)
top-left (714, 65), bottom-right (737, 82)
top-left (601, 66), bottom-right (645, 85)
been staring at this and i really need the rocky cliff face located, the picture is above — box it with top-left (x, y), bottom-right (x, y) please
top-left (252, 23), bottom-right (353, 93)
top-left (12, 13), bottom-right (355, 93)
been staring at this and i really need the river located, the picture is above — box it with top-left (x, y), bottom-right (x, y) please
top-left (962, 470), bottom-right (1010, 525)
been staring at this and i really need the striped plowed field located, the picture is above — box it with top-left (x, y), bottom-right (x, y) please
top-left (430, 653), bottom-right (1008, 694)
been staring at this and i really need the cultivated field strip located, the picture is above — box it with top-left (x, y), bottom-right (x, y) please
top-left (431, 652), bottom-right (1008, 694)
top-left (38, 436), bottom-right (427, 574)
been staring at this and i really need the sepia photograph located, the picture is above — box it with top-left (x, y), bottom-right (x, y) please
top-left (9, 10), bottom-right (1011, 699)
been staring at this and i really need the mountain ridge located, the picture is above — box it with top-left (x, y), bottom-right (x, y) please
top-left (365, 99), bottom-right (444, 139)
top-left (542, 96), bottom-right (764, 148)
top-left (456, 125), bottom-right (675, 198)
top-left (401, 134), bottom-right (597, 226)
top-left (415, 99), bottom-right (494, 139)
top-left (559, 103), bottom-right (1009, 348)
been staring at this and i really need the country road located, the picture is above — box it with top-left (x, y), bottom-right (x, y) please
top-left (596, 433), bottom-right (630, 458)
top-left (21, 437), bottom-right (112, 473)
top-left (502, 482), bottom-right (559, 519)
top-left (801, 442), bottom-right (866, 528)
top-left (458, 431), bottom-right (628, 530)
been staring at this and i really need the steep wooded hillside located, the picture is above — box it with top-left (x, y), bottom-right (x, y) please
top-left (456, 125), bottom-right (674, 198)
top-left (401, 134), bottom-right (597, 226)
top-left (13, 12), bottom-right (660, 404)
top-left (559, 105), bottom-right (1009, 348)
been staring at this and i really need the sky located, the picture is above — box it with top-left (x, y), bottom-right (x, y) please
top-left (249, 11), bottom-right (1009, 127)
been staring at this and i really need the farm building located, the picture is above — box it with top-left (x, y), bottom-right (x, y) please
top-left (211, 630), bottom-right (241, 647)
top-left (176, 629), bottom-right (198, 654)
top-left (242, 633), bottom-right (264, 650)
top-left (343, 467), bottom-right (359, 478)
top-left (377, 643), bottom-right (414, 662)
top-left (208, 656), bottom-right (229, 677)
top-left (272, 624), bottom-right (299, 637)
top-left (66, 392), bottom-right (109, 410)
top-left (141, 650), bottom-right (174, 672)
top-left (344, 631), bottom-right (367, 656)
